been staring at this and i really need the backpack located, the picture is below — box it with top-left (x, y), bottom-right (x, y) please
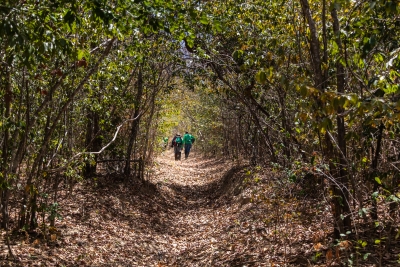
top-left (174, 136), bottom-right (182, 146)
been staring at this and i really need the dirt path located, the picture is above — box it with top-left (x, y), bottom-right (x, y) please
top-left (3, 149), bottom-right (398, 266)
top-left (146, 150), bottom-right (249, 266)
top-left (3, 150), bottom-right (270, 267)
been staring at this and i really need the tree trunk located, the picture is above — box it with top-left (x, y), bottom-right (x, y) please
top-left (84, 108), bottom-right (95, 177)
top-left (125, 68), bottom-right (144, 175)
top-left (300, 0), bottom-right (353, 238)
top-left (29, 192), bottom-right (38, 230)
top-left (299, 0), bottom-right (325, 90)
top-left (331, 6), bottom-right (352, 235)
top-left (371, 123), bottom-right (384, 221)
top-left (84, 108), bottom-right (101, 178)
top-left (1, 67), bottom-right (11, 229)
top-left (276, 86), bottom-right (291, 165)
top-left (142, 89), bottom-right (157, 165)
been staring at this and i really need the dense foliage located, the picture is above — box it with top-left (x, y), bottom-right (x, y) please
top-left (1, 0), bottom-right (399, 265)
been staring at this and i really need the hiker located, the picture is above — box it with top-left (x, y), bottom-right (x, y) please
top-left (183, 131), bottom-right (195, 159)
top-left (163, 136), bottom-right (169, 149)
top-left (171, 133), bottom-right (183, 160)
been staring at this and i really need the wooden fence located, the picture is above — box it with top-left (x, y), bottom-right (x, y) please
top-left (95, 158), bottom-right (144, 180)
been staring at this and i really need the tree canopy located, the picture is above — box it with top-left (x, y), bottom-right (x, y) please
top-left (1, 0), bottom-right (399, 265)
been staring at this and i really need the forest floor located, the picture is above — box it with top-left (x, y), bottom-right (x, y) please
top-left (1, 150), bottom-right (399, 266)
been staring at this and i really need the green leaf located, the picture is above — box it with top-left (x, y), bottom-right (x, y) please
top-left (363, 253), bottom-right (371, 260)
top-left (369, 1), bottom-right (376, 9)
top-left (186, 38), bottom-right (194, 49)
top-left (77, 49), bottom-right (89, 60)
top-left (331, 40), bottom-right (339, 56)
top-left (255, 70), bottom-right (267, 84)
top-left (375, 177), bottom-right (382, 185)
top-left (383, 84), bottom-right (398, 94)
top-left (386, 195), bottom-right (400, 203)
top-left (362, 207), bottom-right (368, 214)
top-left (321, 117), bottom-right (333, 131)
top-left (200, 14), bottom-right (208, 25)
top-left (299, 85), bottom-right (308, 97)
top-left (375, 239), bottom-right (381, 244)
top-left (212, 20), bottom-right (222, 33)
top-left (232, 50), bottom-right (243, 61)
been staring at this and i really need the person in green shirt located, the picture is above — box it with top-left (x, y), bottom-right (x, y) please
top-left (163, 136), bottom-right (169, 149)
top-left (183, 131), bottom-right (195, 159)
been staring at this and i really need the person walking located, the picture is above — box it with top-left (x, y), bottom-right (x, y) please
top-left (183, 131), bottom-right (195, 159)
top-left (171, 133), bottom-right (183, 160)
top-left (163, 136), bottom-right (169, 149)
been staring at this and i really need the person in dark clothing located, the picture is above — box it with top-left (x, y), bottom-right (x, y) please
top-left (183, 131), bottom-right (195, 159)
top-left (171, 133), bottom-right (183, 160)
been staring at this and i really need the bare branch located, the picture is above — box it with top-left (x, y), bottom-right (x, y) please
top-left (46, 112), bottom-right (143, 174)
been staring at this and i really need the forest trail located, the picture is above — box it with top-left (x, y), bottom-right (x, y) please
top-left (5, 148), bottom-right (377, 267)
top-left (4, 150), bottom-right (279, 267)
top-left (139, 149), bottom-right (254, 266)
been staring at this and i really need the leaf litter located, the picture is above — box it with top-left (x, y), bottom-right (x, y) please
top-left (1, 150), bottom-right (398, 266)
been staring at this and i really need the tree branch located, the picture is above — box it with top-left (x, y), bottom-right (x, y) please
top-left (46, 112), bottom-right (143, 174)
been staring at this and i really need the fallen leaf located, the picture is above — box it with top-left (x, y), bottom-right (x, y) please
top-left (313, 242), bottom-right (323, 251)
top-left (335, 247), bottom-right (340, 260)
top-left (338, 240), bottom-right (352, 250)
top-left (326, 249), bottom-right (333, 261)
top-left (51, 234), bottom-right (57, 241)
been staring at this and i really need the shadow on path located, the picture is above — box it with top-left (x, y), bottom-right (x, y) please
top-left (163, 164), bottom-right (248, 209)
